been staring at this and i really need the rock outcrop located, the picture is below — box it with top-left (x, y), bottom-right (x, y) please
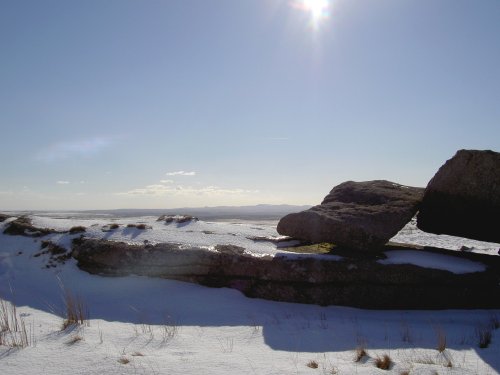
top-left (157, 215), bottom-right (199, 224)
top-left (0, 213), bottom-right (11, 222)
top-left (72, 238), bottom-right (500, 309)
top-left (3, 217), bottom-right (57, 237)
top-left (277, 180), bottom-right (424, 250)
top-left (417, 150), bottom-right (500, 243)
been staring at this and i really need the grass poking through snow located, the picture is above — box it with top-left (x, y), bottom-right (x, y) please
top-left (61, 289), bottom-right (88, 330)
top-left (374, 354), bottom-right (392, 370)
top-left (0, 298), bottom-right (35, 348)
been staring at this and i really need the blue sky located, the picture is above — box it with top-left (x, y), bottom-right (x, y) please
top-left (1, 0), bottom-right (499, 210)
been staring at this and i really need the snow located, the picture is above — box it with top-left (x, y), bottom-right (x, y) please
top-left (379, 250), bottom-right (487, 274)
top-left (29, 215), bottom-right (284, 256)
top-left (1, 214), bottom-right (499, 374)
top-left (391, 218), bottom-right (499, 255)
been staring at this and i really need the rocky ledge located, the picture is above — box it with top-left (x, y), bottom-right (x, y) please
top-left (72, 238), bottom-right (500, 309)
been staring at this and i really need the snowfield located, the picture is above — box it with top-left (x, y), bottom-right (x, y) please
top-left (0, 214), bottom-right (499, 374)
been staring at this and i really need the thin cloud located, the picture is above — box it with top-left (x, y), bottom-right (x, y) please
top-left (56, 181), bottom-right (70, 185)
top-left (165, 171), bottom-right (196, 176)
top-left (117, 184), bottom-right (258, 197)
top-left (37, 137), bottom-right (114, 162)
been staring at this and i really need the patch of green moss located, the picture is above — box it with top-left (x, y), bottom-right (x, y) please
top-left (279, 242), bottom-right (335, 254)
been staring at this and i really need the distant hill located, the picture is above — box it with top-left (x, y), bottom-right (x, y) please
top-left (81, 204), bottom-right (311, 221)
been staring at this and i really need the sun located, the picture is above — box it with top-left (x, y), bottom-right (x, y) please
top-left (299, 0), bottom-right (330, 28)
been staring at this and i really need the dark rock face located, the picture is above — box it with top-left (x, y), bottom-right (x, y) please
top-left (157, 215), bottom-right (199, 224)
top-left (71, 238), bottom-right (500, 309)
top-left (0, 213), bottom-right (11, 222)
top-left (34, 240), bottom-right (72, 268)
top-left (3, 217), bottom-right (56, 237)
top-left (277, 180), bottom-right (424, 250)
top-left (417, 150), bottom-right (500, 243)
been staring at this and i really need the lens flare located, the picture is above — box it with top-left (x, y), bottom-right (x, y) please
top-left (294, 0), bottom-right (330, 29)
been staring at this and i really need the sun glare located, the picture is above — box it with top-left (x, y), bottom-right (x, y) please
top-left (296, 0), bottom-right (330, 28)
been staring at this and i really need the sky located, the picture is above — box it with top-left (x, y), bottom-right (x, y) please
top-left (0, 0), bottom-right (499, 210)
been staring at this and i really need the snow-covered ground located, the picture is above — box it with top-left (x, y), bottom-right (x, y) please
top-left (391, 218), bottom-right (499, 255)
top-left (0, 213), bottom-right (499, 374)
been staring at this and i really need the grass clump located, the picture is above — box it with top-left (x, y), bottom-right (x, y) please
top-left (0, 298), bottom-right (34, 348)
top-left (61, 290), bottom-right (88, 330)
top-left (435, 327), bottom-right (447, 352)
top-left (69, 226), bottom-right (86, 234)
top-left (118, 357), bottom-right (130, 364)
top-left (374, 354), bottom-right (392, 370)
top-left (66, 335), bottom-right (83, 345)
top-left (306, 360), bottom-right (319, 369)
top-left (354, 347), bottom-right (368, 362)
top-left (490, 315), bottom-right (499, 330)
top-left (126, 223), bottom-right (147, 230)
top-left (477, 326), bottom-right (492, 348)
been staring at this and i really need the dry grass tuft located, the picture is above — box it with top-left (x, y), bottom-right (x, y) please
top-left (306, 360), bottom-right (319, 369)
top-left (435, 327), bottom-right (447, 352)
top-left (118, 357), bottom-right (130, 364)
top-left (126, 223), bottom-right (147, 230)
top-left (374, 354), bottom-right (392, 370)
top-left (476, 326), bottom-right (492, 349)
top-left (490, 315), bottom-right (499, 330)
top-left (66, 335), bottom-right (83, 345)
top-left (354, 347), bottom-right (368, 362)
top-left (401, 322), bottom-right (413, 343)
top-left (61, 290), bottom-right (88, 330)
top-left (69, 226), bottom-right (86, 234)
top-left (0, 298), bottom-right (34, 348)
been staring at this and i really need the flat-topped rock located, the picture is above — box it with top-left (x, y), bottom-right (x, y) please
top-left (417, 149), bottom-right (500, 243)
top-left (277, 180), bottom-right (424, 250)
top-left (71, 238), bottom-right (500, 309)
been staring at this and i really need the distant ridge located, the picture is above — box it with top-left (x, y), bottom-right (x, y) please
top-left (81, 204), bottom-right (312, 221)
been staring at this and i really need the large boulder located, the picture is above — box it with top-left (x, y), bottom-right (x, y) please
top-left (417, 149), bottom-right (500, 243)
top-left (277, 180), bottom-right (424, 250)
